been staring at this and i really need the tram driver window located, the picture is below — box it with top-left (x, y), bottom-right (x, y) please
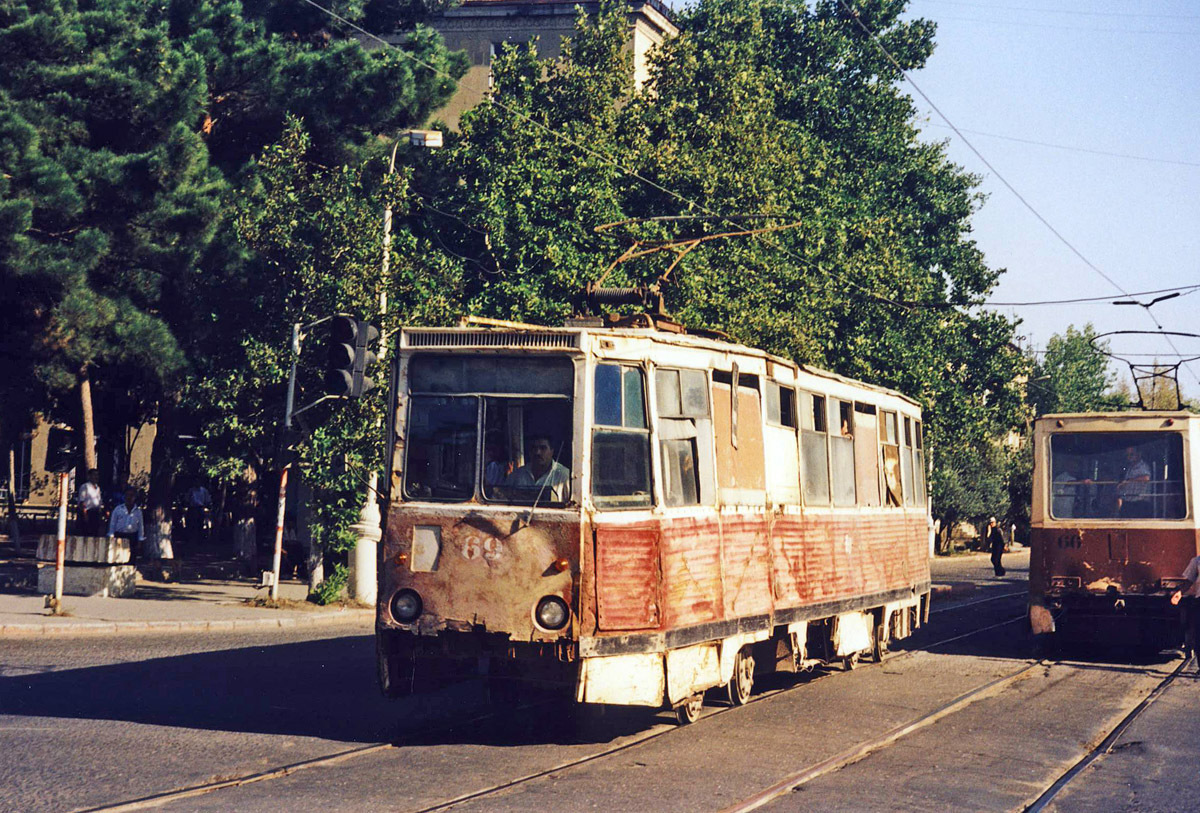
top-left (592, 364), bottom-right (652, 509)
top-left (404, 355), bottom-right (574, 504)
top-left (1049, 432), bottom-right (1185, 520)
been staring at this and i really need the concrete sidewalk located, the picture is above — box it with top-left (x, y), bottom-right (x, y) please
top-left (0, 576), bottom-right (373, 638)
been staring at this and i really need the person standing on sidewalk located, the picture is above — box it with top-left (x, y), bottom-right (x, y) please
top-left (986, 516), bottom-right (1006, 577)
top-left (75, 469), bottom-right (103, 536)
top-left (1169, 553), bottom-right (1200, 661)
top-left (108, 487), bottom-right (145, 560)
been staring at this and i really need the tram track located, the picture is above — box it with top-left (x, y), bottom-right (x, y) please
top-left (1022, 652), bottom-right (1196, 813)
top-left (78, 598), bottom-right (1031, 813)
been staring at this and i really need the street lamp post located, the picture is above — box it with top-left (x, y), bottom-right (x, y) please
top-left (347, 129), bottom-right (441, 606)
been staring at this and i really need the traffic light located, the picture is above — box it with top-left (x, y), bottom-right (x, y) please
top-left (44, 427), bottom-right (77, 473)
top-left (324, 316), bottom-right (379, 398)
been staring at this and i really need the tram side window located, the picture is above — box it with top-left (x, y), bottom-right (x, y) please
top-left (829, 399), bottom-right (856, 506)
top-left (800, 392), bottom-right (831, 506)
top-left (1049, 431), bottom-right (1185, 520)
top-left (901, 416), bottom-right (916, 506)
top-left (880, 410), bottom-right (903, 507)
top-left (853, 402), bottom-right (882, 506)
top-left (592, 364), bottom-right (652, 509)
top-left (766, 382), bottom-right (798, 428)
top-left (914, 421), bottom-right (926, 505)
top-left (656, 369), bottom-right (713, 506)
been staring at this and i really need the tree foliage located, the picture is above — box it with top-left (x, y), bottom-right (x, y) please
top-left (1029, 324), bottom-right (1115, 415)
top-left (1, 0), bottom-right (463, 561)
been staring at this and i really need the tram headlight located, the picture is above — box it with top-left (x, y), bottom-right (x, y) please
top-left (534, 596), bottom-right (570, 631)
top-left (390, 589), bottom-right (423, 623)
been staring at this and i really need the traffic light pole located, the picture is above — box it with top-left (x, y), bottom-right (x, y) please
top-left (269, 323), bottom-right (302, 602)
top-left (52, 471), bottom-right (67, 613)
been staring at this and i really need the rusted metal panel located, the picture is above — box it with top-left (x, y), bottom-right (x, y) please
top-left (720, 513), bottom-right (773, 618)
top-left (1031, 525), bottom-right (1199, 596)
top-left (378, 507), bottom-right (580, 640)
top-left (770, 511), bottom-right (928, 609)
top-left (658, 515), bottom-right (722, 628)
top-left (594, 521), bottom-right (660, 630)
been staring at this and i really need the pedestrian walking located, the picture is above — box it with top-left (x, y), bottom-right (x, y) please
top-left (986, 516), bottom-right (1006, 577)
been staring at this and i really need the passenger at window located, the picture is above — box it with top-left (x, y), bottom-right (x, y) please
top-left (484, 442), bottom-right (512, 487)
top-left (1117, 447), bottom-right (1152, 518)
top-left (506, 435), bottom-right (570, 500)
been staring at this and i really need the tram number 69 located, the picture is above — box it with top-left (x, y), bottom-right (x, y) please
top-left (1056, 534), bottom-right (1082, 550)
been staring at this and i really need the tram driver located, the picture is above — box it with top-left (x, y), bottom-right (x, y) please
top-left (1116, 447), bottom-right (1152, 519)
top-left (505, 434), bottom-right (571, 501)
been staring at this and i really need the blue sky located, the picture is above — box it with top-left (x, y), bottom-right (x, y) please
top-left (901, 0), bottom-right (1200, 397)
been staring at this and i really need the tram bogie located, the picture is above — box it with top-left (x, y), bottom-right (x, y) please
top-left (377, 321), bottom-right (932, 717)
top-left (1030, 412), bottom-right (1200, 652)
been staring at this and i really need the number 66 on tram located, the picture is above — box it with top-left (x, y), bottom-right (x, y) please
top-left (376, 321), bottom-right (932, 722)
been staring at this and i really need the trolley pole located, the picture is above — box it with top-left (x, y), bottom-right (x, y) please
top-left (52, 471), bottom-right (67, 613)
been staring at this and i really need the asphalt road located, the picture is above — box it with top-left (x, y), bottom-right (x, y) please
top-left (3, 554), bottom-right (1194, 813)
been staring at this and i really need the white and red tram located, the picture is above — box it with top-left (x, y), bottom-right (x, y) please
top-left (376, 319), bottom-right (931, 722)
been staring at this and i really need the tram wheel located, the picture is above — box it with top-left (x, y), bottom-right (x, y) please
top-left (726, 648), bottom-right (755, 706)
top-left (674, 694), bottom-right (704, 725)
top-left (872, 620), bottom-right (887, 663)
top-left (376, 633), bottom-right (413, 698)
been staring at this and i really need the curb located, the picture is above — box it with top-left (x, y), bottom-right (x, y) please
top-left (0, 609), bottom-right (374, 638)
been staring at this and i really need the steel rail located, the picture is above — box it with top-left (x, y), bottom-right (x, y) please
top-left (1023, 653), bottom-right (1195, 812)
top-left (929, 590), bottom-right (1027, 614)
top-left (79, 601), bottom-right (1025, 813)
top-left (720, 659), bottom-right (1045, 813)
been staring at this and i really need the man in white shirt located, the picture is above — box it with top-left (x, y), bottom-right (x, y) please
top-left (1117, 447), bottom-right (1153, 518)
top-left (108, 488), bottom-right (145, 560)
top-left (1169, 553), bottom-right (1200, 663)
top-left (76, 469), bottom-right (103, 536)
top-left (505, 435), bottom-right (570, 502)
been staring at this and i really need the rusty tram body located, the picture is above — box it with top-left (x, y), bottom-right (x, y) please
top-left (1030, 412), bottom-right (1200, 650)
top-left (376, 320), bottom-right (932, 721)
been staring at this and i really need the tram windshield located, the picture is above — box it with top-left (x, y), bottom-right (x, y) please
top-left (1049, 432), bottom-right (1186, 520)
top-left (403, 355), bottom-right (574, 504)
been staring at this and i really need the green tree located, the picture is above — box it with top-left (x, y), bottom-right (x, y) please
top-left (0, 0), bottom-right (464, 554)
top-left (1030, 324), bottom-right (1115, 415)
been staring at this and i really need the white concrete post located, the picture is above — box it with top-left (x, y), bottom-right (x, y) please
top-left (348, 471), bottom-right (380, 605)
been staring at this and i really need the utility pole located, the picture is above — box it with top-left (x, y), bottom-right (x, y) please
top-left (268, 322), bottom-right (301, 602)
top-left (348, 130), bottom-right (441, 605)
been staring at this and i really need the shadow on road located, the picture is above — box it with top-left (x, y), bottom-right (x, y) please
top-left (0, 635), bottom-right (659, 747)
top-left (0, 635), bottom-right (488, 744)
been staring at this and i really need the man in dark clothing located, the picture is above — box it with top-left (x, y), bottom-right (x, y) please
top-left (986, 516), bottom-right (1006, 577)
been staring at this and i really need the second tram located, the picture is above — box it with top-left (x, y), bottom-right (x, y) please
top-left (1030, 411), bottom-right (1200, 651)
